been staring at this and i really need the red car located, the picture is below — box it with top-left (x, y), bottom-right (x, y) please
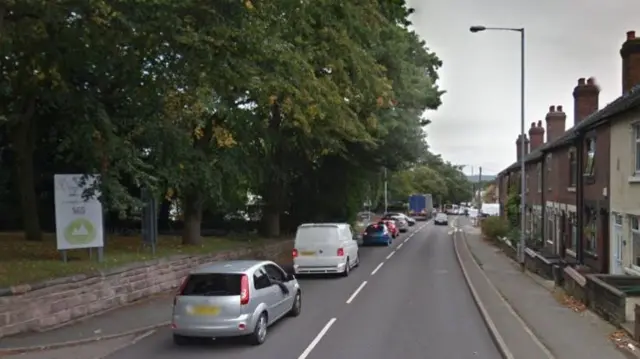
top-left (380, 220), bottom-right (398, 238)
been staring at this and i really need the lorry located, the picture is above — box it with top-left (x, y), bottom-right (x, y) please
top-left (408, 194), bottom-right (433, 220)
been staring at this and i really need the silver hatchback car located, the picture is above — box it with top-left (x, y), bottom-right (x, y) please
top-left (171, 260), bottom-right (301, 345)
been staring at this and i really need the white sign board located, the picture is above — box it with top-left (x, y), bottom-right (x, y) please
top-left (54, 174), bottom-right (104, 250)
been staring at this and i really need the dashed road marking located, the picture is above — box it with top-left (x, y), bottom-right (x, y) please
top-left (346, 281), bottom-right (367, 304)
top-left (371, 262), bottom-right (384, 275)
top-left (298, 318), bottom-right (337, 359)
top-left (397, 243), bottom-right (403, 250)
top-left (386, 251), bottom-right (395, 259)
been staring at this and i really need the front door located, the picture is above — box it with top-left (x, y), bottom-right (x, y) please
top-left (611, 213), bottom-right (624, 274)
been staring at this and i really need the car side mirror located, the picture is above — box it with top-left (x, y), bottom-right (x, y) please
top-left (286, 273), bottom-right (296, 281)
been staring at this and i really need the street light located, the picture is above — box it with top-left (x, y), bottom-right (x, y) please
top-left (470, 25), bottom-right (527, 269)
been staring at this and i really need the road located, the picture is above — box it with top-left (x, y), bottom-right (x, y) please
top-left (105, 217), bottom-right (501, 359)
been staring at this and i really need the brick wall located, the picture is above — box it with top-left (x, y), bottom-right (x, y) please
top-left (0, 240), bottom-right (293, 338)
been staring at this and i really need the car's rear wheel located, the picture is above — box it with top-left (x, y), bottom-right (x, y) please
top-left (248, 313), bottom-right (268, 345)
top-left (342, 258), bottom-right (351, 277)
top-left (289, 291), bottom-right (302, 317)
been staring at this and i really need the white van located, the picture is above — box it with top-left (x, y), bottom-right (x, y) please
top-left (293, 223), bottom-right (360, 276)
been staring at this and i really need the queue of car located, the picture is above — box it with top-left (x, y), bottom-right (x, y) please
top-left (169, 213), bottom-right (419, 347)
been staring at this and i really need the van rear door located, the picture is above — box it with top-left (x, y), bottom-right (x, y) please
top-left (295, 226), bottom-right (339, 257)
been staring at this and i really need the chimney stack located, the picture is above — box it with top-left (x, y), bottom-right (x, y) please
top-left (573, 77), bottom-right (600, 125)
top-left (528, 120), bottom-right (545, 151)
top-left (545, 105), bottom-right (566, 142)
top-left (516, 134), bottom-right (529, 161)
top-left (621, 30), bottom-right (640, 94)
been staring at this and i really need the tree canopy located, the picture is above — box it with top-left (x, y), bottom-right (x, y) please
top-left (1, 0), bottom-right (469, 244)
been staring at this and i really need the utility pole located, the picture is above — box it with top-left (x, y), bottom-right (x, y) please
top-left (383, 168), bottom-right (388, 214)
top-left (477, 166), bottom-right (482, 207)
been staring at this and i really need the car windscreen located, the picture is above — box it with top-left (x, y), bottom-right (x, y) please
top-left (436, 214), bottom-right (447, 220)
top-left (180, 273), bottom-right (242, 296)
top-left (365, 224), bottom-right (384, 233)
top-left (296, 226), bottom-right (337, 244)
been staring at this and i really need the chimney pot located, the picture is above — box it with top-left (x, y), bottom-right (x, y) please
top-left (622, 30), bottom-right (640, 94)
top-left (574, 76), bottom-right (600, 125)
top-left (549, 105), bottom-right (555, 112)
top-left (537, 120), bottom-right (542, 127)
top-left (530, 122), bottom-right (535, 128)
top-left (546, 104), bottom-right (566, 143)
top-left (578, 78), bottom-right (586, 85)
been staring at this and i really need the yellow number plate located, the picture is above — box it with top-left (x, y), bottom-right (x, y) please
top-left (192, 305), bottom-right (220, 315)
top-left (300, 251), bottom-right (316, 256)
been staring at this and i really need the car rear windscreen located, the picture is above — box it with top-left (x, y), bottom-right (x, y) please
top-left (365, 224), bottom-right (384, 234)
top-left (180, 273), bottom-right (242, 296)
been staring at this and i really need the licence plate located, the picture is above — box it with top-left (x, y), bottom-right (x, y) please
top-left (191, 305), bottom-right (220, 315)
top-left (300, 251), bottom-right (316, 256)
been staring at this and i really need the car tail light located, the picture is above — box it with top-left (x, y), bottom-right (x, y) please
top-left (292, 248), bottom-right (298, 257)
top-left (337, 248), bottom-right (344, 256)
top-left (240, 274), bottom-right (250, 305)
top-left (173, 275), bottom-right (190, 306)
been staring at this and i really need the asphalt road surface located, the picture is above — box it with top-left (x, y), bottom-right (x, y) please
top-left (105, 217), bottom-right (501, 359)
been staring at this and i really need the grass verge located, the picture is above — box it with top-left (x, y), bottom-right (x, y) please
top-left (0, 232), bottom-right (281, 288)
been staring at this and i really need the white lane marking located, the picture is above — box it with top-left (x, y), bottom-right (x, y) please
top-left (298, 318), bottom-right (337, 359)
top-left (371, 262), bottom-right (384, 275)
top-left (386, 251), bottom-right (395, 259)
top-left (397, 243), bottom-right (403, 250)
top-left (404, 237), bottom-right (410, 243)
top-left (345, 281), bottom-right (367, 304)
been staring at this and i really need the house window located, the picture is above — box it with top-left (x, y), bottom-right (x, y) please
top-left (547, 216), bottom-right (554, 245)
top-left (634, 123), bottom-right (640, 175)
top-left (570, 214), bottom-right (577, 251)
top-left (631, 216), bottom-right (640, 269)
top-left (584, 208), bottom-right (597, 253)
top-left (568, 149), bottom-right (577, 187)
top-left (584, 138), bottom-right (596, 176)
top-left (546, 154), bottom-right (552, 191)
top-left (537, 163), bottom-right (542, 192)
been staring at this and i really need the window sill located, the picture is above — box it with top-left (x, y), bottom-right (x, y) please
top-left (566, 249), bottom-right (577, 257)
top-left (567, 187), bottom-right (576, 192)
top-left (585, 250), bottom-right (598, 259)
top-left (629, 176), bottom-right (640, 183)
top-left (625, 266), bottom-right (640, 276)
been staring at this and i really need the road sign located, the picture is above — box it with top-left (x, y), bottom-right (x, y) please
top-left (54, 174), bottom-right (104, 251)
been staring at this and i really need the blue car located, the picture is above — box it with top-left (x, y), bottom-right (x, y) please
top-left (362, 223), bottom-right (392, 246)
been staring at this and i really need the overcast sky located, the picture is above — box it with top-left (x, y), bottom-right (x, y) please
top-left (407, 0), bottom-right (640, 176)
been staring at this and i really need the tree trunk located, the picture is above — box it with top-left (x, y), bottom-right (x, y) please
top-left (158, 198), bottom-right (171, 231)
top-left (263, 204), bottom-right (280, 238)
top-left (10, 99), bottom-right (41, 242)
top-left (181, 193), bottom-right (203, 245)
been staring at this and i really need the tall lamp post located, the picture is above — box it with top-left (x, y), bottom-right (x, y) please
top-left (470, 25), bottom-right (526, 268)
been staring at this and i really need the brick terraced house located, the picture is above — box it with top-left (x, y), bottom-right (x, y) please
top-left (497, 31), bottom-right (640, 274)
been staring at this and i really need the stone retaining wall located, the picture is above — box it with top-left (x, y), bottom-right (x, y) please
top-left (0, 240), bottom-right (293, 338)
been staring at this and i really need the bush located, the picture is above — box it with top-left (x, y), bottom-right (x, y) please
top-left (481, 216), bottom-right (509, 241)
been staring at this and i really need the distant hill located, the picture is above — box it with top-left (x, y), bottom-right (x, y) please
top-left (466, 174), bottom-right (496, 183)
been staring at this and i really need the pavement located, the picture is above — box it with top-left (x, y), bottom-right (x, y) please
top-left (457, 218), bottom-right (634, 359)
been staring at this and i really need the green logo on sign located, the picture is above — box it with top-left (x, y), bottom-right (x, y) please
top-left (64, 218), bottom-right (96, 245)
